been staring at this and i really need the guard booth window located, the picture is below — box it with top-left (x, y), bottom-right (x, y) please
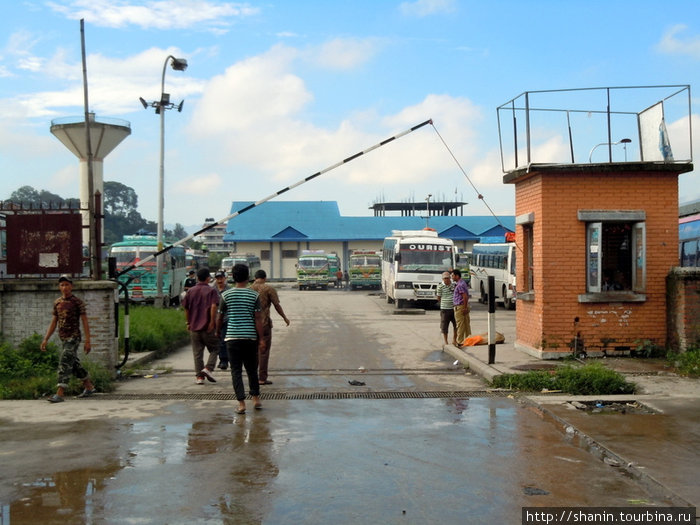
top-left (586, 221), bottom-right (646, 293)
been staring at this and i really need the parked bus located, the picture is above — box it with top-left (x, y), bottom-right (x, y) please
top-left (679, 213), bottom-right (700, 267)
top-left (109, 235), bottom-right (187, 305)
top-left (220, 253), bottom-right (261, 281)
top-left (470, 242), bottom-right (516, 310)
top-left (327, 253), bottom-right (341, 287)
top-left (185, 250), bottom-right (209, 273)
top-left (296, 250), bottom-right (331, 290)
top-left (349, 250), bottom-right (381, 290)
top-left (381, 230), bottom-right (457, 308)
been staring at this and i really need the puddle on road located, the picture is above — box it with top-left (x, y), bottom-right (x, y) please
top-left (567, 400), bottom-right (656, 415)
top-left (425, 349), bottom-right (454, 363)
top-left (0, 398), bottom-right (675, 523)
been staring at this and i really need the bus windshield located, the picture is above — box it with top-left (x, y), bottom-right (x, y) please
top-left (110, 246), bottom-right (157, 265)
top-left (299, 257), bottom-right (328, 269)
top-left (351, 256), bottom-right (380, 267)
top-left (398, 244), bottom-right (453, 272)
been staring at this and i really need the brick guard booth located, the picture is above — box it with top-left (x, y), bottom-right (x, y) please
top-left (497, 85), bottom-right (695, 357)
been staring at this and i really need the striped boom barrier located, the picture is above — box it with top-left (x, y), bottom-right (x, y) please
top-left (116, 118), bottom-right (433, 277)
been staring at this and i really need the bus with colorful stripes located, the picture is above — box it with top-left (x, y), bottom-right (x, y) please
top-left (109, 235), bottom-right (187, 305)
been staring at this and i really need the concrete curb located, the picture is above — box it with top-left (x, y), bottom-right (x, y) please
top-left (521, 395), bottom-right (695, 508)
top-left (121, 350), bottom-right (159, 369)
top-left (443, 345), bottom-right (696, 507)
top-left (442, 344), bottom-right (501, 382)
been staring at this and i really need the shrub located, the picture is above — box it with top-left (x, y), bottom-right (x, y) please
top-left (0, 334), bottom-right (114, 400)
top-left (555, 363), bottom-right (635, 395)
top-left (667, 347), bottom-right (700, 377)
top-left (491, 362), bottom-right (636, 395)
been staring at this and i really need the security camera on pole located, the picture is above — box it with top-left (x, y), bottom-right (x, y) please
top-left (139, 55), bottom-right (188, 307)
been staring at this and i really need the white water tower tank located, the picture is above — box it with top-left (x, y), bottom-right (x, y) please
top-left (50, 113), bottom-right (131, 246)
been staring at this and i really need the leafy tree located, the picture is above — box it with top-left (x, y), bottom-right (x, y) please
top-left (104, 181), bottom-right (139, 218)
top-left (208, 252), bottom-right (225, 270)
top-left (7, 186), bottom-right (78, 208)
top-left (103, 181), bottom-right (156, 244)
top-left (8, 185), bottom-right (40, 203)
top-left (170, 223), bottom-right (188, 241)
top-left (6, 183), bottom-right (173, 247)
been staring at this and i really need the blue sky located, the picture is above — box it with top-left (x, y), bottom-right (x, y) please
top-left (1, 0), bottom-right (699, 229)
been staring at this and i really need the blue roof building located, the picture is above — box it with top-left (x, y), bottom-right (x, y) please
top-left (220, 201), bottom-right (513, 279)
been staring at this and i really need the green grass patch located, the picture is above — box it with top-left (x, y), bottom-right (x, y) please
top-left (491, 362), bottom-right (636, 395)
top-left (119, 305), bottom-right (188, 357)
top-left (1, 307), bottom-right (188, 399)
top-left (667, 347), bottom-right (700, 377)
top-left (0, 334), bottom-right (115, 400)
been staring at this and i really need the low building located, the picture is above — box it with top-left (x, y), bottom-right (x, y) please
top-left (221, 201), bottom-right (514, 279)
top-left (197, 218), bottom-right (236, 253)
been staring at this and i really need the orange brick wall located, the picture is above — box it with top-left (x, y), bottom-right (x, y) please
top-left (667, 268), bottom-right (700, 351)
top-left (513, 169), bottom-right (679, 357)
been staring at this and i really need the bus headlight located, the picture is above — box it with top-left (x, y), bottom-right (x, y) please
top-left (396, 281), bottom-right (413, 289)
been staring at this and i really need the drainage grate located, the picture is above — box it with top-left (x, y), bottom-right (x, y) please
top-left (98, 390), bottom-right (511, 401)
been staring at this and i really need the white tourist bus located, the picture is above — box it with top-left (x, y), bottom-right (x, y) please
top-left (470, 242), bottom-right (516, 309)
top-left (381, 229), bottom-right (458, 308)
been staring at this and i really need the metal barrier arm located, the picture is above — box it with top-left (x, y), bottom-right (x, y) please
top-left (115, 276), bottom-right (134, 369)
top-left (116, 119), bottom-right (433, 277)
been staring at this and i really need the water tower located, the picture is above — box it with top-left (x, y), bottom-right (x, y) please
top-left (50, 113), bottom-right (131, 247)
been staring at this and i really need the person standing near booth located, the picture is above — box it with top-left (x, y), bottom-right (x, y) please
top-left (452, 269), bottom-right (471, 345)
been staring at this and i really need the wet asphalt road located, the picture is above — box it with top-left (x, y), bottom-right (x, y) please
top-left (0, 288), bottom-right (685, 524)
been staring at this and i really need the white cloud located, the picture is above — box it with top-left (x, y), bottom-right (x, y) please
top-left (311, 37), bottom-right (380, 70)
top-left (657, 25), bottom-right (700, 59)
top-left (4, 30), bottom-right (40, 57)
top-left (173, 172), bottom-right (222, 194)
top-left (190, 44), bottom-right (311, 137)
top-left (0, 46), bottom-right (205, 118)
top-left (399, 0), bottom-right (457, 17)
top-left (188, 43), bottom-right (493, 211)
top-left (46, 0), bottom-right (259, 32)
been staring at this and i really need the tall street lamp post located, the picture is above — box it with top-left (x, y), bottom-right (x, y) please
top-left (139, 55), bottom-right (187, 307)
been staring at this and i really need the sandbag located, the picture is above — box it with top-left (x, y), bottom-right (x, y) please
top-left (460, 332), bottom-right (505, 346)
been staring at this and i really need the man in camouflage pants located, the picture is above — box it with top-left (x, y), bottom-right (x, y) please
top-left (41, 275), bottom-right (96, 403)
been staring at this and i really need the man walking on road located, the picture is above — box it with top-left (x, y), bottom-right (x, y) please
top-left (218, 264), bottom-right (263, 414)
top-left (41, 275), bottom-right (96, 403)
top-left (182, 268), bottom-right (219, 385)
top-left (452, 269), bottom-right (471, 345)
top-left (250, 269), bottom-right (290, 385)
top-left (212, 270), bottom-right (230, 370)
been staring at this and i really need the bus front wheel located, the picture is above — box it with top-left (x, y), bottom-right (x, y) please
top-left (479, 282), bottom-right (487, 304)
top-left (503, 287), bottom-right (515, 310)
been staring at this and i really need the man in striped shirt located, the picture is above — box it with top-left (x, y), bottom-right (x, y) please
top-left (218, 264), bottom-right (264, 414)
top-left (436, 271), bottom-right (457, 346)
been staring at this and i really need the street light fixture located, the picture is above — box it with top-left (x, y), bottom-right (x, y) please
top-left (588, 138), bottom-right (632, 163)
top-left (139, 55), bottom-right (188, 307)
